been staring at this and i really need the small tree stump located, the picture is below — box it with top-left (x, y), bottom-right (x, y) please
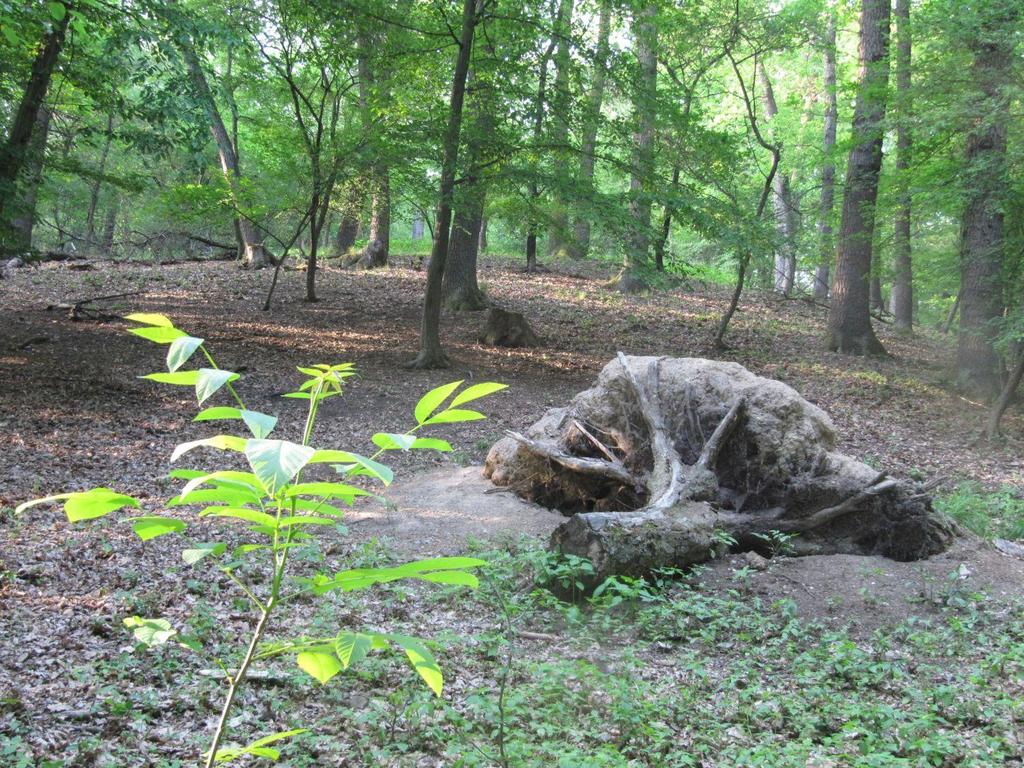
top-left (485, 354), bottom-right (956, 586)
top-left (479, 307), bottom-right (540, 348)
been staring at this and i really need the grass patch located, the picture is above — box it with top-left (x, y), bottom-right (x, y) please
top-left (934, 482), bottom-right (1024, 540)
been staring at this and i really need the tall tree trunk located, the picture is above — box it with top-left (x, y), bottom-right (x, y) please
top-left (955, 4), bottom-right (1017, 397)
top-left (408, 0), bottom-right (479, 369)
top-left (85, 113), bottom-right (115, 251)
top-left (100, 198), bottom-right (118, 256)
top-left (570, 1), bottom-right (610, 260)
top-left (618, 3), bottom-right (657, 293)
top-left (826, 0), bottom-right (890, 356)
top-left (815, 11), bottom-right (838, 302)
top-left (478, 215), bottom-right (488, 252)
top-left (890, 0), bottom-right (913, 330)
top-left (526, 27), bottom-right (557, 272)
top-left (333, 183), bottom-right (362, 257)
top-left (8, 106), bottom-right (51, 254)
top-left (412, 211), bottom-right (425, 240)
top-left (179, 40), bottom-right (269, 269)
top-left (758, 64), bottom-right (798, 295)
top-left (545, 0), bottom-right (575, 259)
top-left (653, 165), bottom-right (680, 272)
top-left (0, 9), bottom-right (68, 255)
top-left (357, 29), bottom-right (390, 268)
top-left (442, 96), bottom-right (491, 311)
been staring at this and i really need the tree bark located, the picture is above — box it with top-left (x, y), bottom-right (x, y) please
top-left (889, 0), bottom-right (913, 331)
top-left (356, 30), bottom-right (390, 268)
top-left (333, 183), bottom-right (362, 257)
top-left (815, 12), bottom-right (838, 302)
top-left (653, 166), bottom-right (679, 272)
top-left (100, 198), bottom-right (118, 256)
top-left (0, 8), bottom-right (68, 255)
top-left (985, 349), bottom-right (1023, 440)
top-left (570, 1), bottom-right (610, 260)
top-left (758, 64), bottom-right (797, 295)
top-left (85, 113), bottom-right (115, 251)
top-left (826, 0), bottom-right (890, 356)
top-left (179, 39), bottom-right (269, 269)
top-left (408, 0), bottom-right (479, 369)
top-left (8, 106), bottom-right (51, 254)
top-left (618, 4), bottom-right (657, 293)
top-left (955, 4), bottom-right (1017, 397)
top-left (526, 24), bottom-right (557, 272)
top-left (545, 0), bottom-right (575, 259)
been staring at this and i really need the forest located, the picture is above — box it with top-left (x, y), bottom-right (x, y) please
top-left (1, 0), bottom-right (1023, 765)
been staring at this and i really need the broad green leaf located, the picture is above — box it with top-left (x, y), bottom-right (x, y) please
top-left (199, 507), bottom-right (278, 527)
top-left (196, 369), bottom-right (240, 405)
top-left (289, 498), bottom-right (345, 517)
top-left (450, 382), bottom-right (508, 407)
top-left (169, 487), bottom-right (258, 508)
top-left (53, 488), bottom-right (139, 522)
top-left (182, 542), bottom-right (226, 565)
top-left (244, 439), bottom-right (316, 496)
top-left (178, 470), bottom-right (264, 500)
top-left (296, 651), bottom-right (341, 685)
top-left (422, 409), bottom-right (486, 425)
top-left (331, 453), bottom-right (393, 486)
top-left (213, 728), bottom-right (308, 763)
top-left (166, 335), bottom-right (204, 372)
top-left (388, 635), bottom-right (442, 696)
top-left (194, 406), bottom-right (242, 422)
top-left (123, 616), bottom-right (176, 647)
top-left (129, 326), bottom-right (187, 344)
top-left (170, 434), bottom-right (248, 463)
top-left (397, 556), bottom-right (488, 572)
top-left (241, 410), bottom-right (277, 439)
top-left (414, 380), bottom-right (463, 424)
top-left (283, 482), bottom-right (371, 503)
top-left (371, 433), bottom-right (453, 452)
top-left (335, 632), bottom-right (374, 669)
top-left (415, 570), bottom-right (479, 587)
top-left (142, 370), bottom-right (200, 385)
top-left (125, 312), bottom-right (173, 327)
top-left (47, 1), bottom-right (67, 20)
top-left (129, 516), bottom-right (186, 541)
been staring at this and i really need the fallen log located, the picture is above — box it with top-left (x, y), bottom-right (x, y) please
top-left (485, 354), bottom-right (956, 586)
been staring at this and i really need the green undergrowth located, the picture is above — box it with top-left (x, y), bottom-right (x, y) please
top-left (10, 539), bottom-right (1023, 767)
top-left (935, 482), bottom-right (1024, 541)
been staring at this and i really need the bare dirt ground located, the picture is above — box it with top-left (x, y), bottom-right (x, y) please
top-left (0, 255), bottom-right (1022, 764)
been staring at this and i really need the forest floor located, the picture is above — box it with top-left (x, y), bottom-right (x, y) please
top-left (0, 255), bottom-right (1022, 767)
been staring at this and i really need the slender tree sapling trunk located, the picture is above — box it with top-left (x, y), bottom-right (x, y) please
top-left (815, 11), bottom-right (838, 301)
top-left (890, 0), bottom-right (913, 330)
top-left (545, 0), bottom-right (575, 259)
top-left (758, 64), bottom-right (797, 295)
top-left (826, 0), bottom-right (890, 356)
top-left (85, 114), bottom-right (115, 251)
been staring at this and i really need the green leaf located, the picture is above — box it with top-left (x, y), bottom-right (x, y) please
top-left (213, 728), bottom-right (308, 763)
top-left (331, 453), bottom-right (393, 486)
top-left (371, 434), bottom-right (453, 452)
top-left (415, 570), bottom-right (479, 587)
top-left (125, 312), bottom-right (173, 327)
top-left (422, 409), bottom-right (486, 425)
top-left (388, 634), bottom-right (443, 696)
top-left (296, 651), bottom-right (341, 685)
top-left (125, 312), bottom-right (174, 327)
top-left (196, 369), bottom-right (240, 405)
top-left (244, 439), bottom-right (316, 497)
top-left (142, 370), bottom-right (200, 385)
top-left (182, 542), bottom-right (226, 565)
top-left (123, 616), bottom-right (176, 647)
top-left (47, 1), bottom-right (67, 20)
top-left (397, 556), bottom-right (488, 572)
top-left (283, 482), bottom-right (371, 503)
top-left (170, 434), bottom-right (248, 463)
top-left (414, 380), bottom-right (463, 424)
top-left (199, 506), bottom-right (278, 527)
top-left (130, 516), bottom-right (186, 541)
top-left (50, 488), bottom-right (140, 522)
top-left (450, 382), bottom-right (508, 407)
top-left (194, 406), bottom-right (242, 422)
top-left (241, 410), bottom-right (277, 439)
top-left (166, 335), bottom-right (204, 372)
top-left (129, 326), bottom-right (188, 344)
top-left (177, 470), bottom-right (264, 500)
top-left (334, 633), bottom-right (373, 669)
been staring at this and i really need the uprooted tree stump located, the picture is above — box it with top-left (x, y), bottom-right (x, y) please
top-left (479, 307), bottom-right (540, 348)
top-left (484, 354), bottom-right (956, 585)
